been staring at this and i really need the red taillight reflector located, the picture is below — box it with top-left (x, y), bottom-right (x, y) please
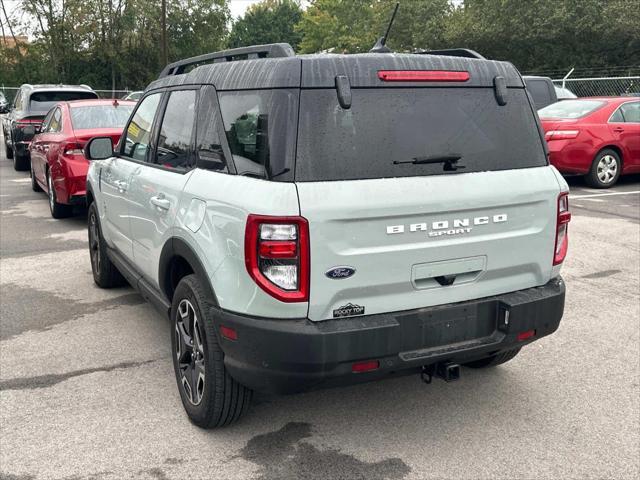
top-left (553, 192), bottom-right (571, 265)
top-left (258, 240), bottom-right (297, 259)
top-left (517, 329), bottom-right (536, 342)
top-left (352, 360), bottom-right (380, 373)
top-left (378, 70), bottom-right (470, 82)
top-left (545, 130), bottom-right (579, 141)
top-left (220, 325), bottom-right (238, 341)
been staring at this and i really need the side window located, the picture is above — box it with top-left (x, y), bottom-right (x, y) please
top-left (154, 89), bottom-right (197, 171)
top-left (620, 102), bottom-right (640, 123)
top-left (41, 109), bottom-right (55, 133)
top-left (610, 107), bottom-right (625, 123)
top-left (122, 93), bottom-right (162, 162)
top-left (48, 108), bottom-right (62, 133)
top-left (196, 85), bottom-right (228, 172)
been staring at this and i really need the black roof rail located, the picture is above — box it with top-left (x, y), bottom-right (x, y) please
top-left (414, 48), bottom-right (486, 60)
top-left (158, 43), bottom-right (295, 78)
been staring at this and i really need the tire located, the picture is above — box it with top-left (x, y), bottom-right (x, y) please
top-left (585, 149), bottom-right (621, 188)
top-left (30, 162), bottom-right (42, 192)
top-left (47, 170), bottom-right (72, 218)
top-left (171, 274), bottom-right (252, 428)
top-left (464, 348), bottom-right (521, 369)
top-left (87, 202), bottom-right (126, 288)
top-left (13, 150), bottom-right (29, 171)
top-left (4, 139), bottom-right (13, 159)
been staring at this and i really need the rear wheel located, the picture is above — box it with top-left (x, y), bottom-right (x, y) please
top-left (585, 149), bottom-right (621, 188)
top-left (47, 170), bottom-right (72, 218)
top-left (13, 151), bottom-right (29, 171)
top-left (464, 348), bottom-right (521, 368)
top-left (171, 275), bottom-right (252, 428)
top-left (88, 202), bottom-right (126, 288)
top-left (4, 138), bottom-right (13, 159)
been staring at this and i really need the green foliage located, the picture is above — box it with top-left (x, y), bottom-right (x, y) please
top-left (1, 0), bottom-right (638, 89)
top-left (228, 0), bottom-right (303, 50)
top-left (1, 0), bottom-right (230, 90)
top-left (295, 0), bottom-right (639, 72)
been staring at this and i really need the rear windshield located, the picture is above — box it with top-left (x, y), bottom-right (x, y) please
top-left (29, 91), bottom-right (97, 112)
top-left (295, 88), bottom-right (547, 182)
top-left (538, 100), bottom-right (605, 119)
top-left (70, 104), bottom-right (134, 130)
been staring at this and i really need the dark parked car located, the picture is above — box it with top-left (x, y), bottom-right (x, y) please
top-left (2, 84), bottom-right (98, 171)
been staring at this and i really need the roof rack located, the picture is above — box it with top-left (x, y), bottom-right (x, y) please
top-left (158, 43), bottom-right (295, 78)
top-left (415, 48), bottom-right (486, 60)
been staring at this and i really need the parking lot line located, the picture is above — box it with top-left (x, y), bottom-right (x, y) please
top-left (570, 190), bottom-right (640, 199)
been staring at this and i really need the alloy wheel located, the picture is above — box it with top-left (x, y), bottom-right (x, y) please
top-left (597, 154), bottom-right (618, 184)
top-left (175, 299), bottom-right (206, 406)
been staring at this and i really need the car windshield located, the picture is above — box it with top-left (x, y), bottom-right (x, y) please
top-left (70, 104), bottom-right (134, 130)
top-left (538, 100), bottom-right (605, 119)
top-left (29, 91), bottom-right (97, 112)
top-left (295, 87), bottom-right (547, 181)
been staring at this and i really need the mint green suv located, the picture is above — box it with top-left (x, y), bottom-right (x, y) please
top-left (84, 44), bottom-right (569, 428)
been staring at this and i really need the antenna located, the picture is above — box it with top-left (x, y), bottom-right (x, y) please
top-left (370, 2), bottom-right (400, 54)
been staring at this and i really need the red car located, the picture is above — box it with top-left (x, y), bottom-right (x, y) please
top-left (29, 99), bottom-right (135, 217)
top-left (539, 97), bottom-right (640, 188)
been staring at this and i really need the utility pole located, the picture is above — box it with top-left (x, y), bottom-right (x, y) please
top-left (161, 0), bottom-right (168, 67)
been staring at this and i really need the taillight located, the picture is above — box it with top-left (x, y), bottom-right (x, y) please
top-left (378, 70), bottom-right (470, 82)
top-left (63, 142), bottom-right (83, 156)
top-left (245, 214), bottom-right (309, 302)
top-left (553, 192), bottom-right (571, 265)
top-left (545, 130), bottom-right (579, 141)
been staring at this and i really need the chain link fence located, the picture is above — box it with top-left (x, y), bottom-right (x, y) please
top-left (551, 76), bottom-right (640, 98)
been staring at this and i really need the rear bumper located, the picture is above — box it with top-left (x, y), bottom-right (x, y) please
top-left (216, 277), bottom-right (566, 394)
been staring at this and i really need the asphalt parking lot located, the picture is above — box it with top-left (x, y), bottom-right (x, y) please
top-left (0, 130), bottom-right (638, 480)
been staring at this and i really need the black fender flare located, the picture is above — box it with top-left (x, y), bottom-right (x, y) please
top-left (158, 238), bottom-right (219, 307)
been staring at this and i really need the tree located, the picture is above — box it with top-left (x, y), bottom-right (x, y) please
top-left (228, 0), bottom-right (303, 50)
top-left (296, 0), bottom-right (376, 53)
top-left (443, 0), bottom-right (640, 74)
top-left (296, 0), bottom-right (451, 54)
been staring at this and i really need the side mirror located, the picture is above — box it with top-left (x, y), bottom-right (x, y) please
top-left (85, 137), bottom-right (114, 160)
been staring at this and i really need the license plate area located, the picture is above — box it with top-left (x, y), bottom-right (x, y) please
top-left (398, 301), bottom-right (497, 351)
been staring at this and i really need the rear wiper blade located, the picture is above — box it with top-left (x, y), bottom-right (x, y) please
top-left (393, 155), bottom-right (465, 171)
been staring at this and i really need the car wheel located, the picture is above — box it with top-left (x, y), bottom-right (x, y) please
top-left (586, 149), bottom-right (621, 188)
top-left (30, 162), bottom-right (42, 192)
top-left (171, 274), bottom-right (252, 428)
top-left (463, 348), bottom-right (521, 368)
top-left (4, 139), bottom-right (13, 159)
top-left (88, 202), bottom-right (126, 288)
top-left (47, 170), bottom-right (72, 218)
top-left (13, 151), bottom-right (29, 171)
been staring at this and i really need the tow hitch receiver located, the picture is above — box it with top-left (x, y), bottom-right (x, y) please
top-left (421, 362), bottom-right (461, 384)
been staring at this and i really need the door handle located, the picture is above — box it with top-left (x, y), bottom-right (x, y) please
top-left (150, 194), bottom-right (170, 210)
top-left (613, 127), bottom-right (624, 133)
top-left (113, 180), bottom-right (127, 193)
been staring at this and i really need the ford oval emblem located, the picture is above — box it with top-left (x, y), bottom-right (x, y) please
top-left (325, 266), bottom-right (356, 280)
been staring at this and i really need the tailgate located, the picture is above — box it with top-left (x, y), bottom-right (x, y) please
top-left (297, 167), bottom-right (561, 321)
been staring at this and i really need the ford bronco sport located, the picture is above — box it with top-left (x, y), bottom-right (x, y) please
top-left (84, 43), bottom-right (569, 428)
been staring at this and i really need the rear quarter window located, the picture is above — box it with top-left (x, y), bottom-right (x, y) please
top-left (295, 88), bottom-right (547, 182)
